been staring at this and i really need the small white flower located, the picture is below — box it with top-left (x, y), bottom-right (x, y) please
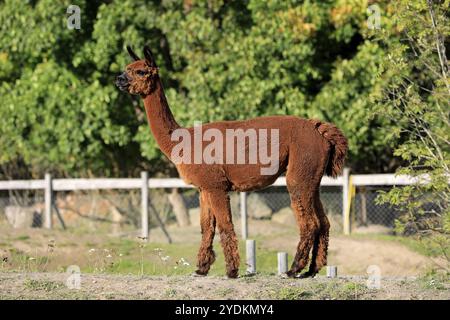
top-left (88, 248), bottom-right (96, 253)
top-left (161, 256), bottom-right (170, 261)
top-left (106, 254), bottom-right (112, 258)
top-left (119, 253), bottom-right (123, 257)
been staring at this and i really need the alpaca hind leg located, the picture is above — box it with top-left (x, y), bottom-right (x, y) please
top-left (195, 191), bottom-right (216, 276)
top-left (285, 140), bottom-right (326, 278)
top-left (208, 190), bottom-right (240, 278)
top-left (306, 197), bottom-right (330, 276)
top-left (286, 195), bottom-right (320, 278)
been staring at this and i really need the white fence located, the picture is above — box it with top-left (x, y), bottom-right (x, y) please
top-left (0, 170), bottom-right (420, 237)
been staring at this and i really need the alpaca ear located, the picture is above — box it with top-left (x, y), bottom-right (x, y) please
top-left (143, 45), bottom-right (157, 68)
top-left (127, 45), bottom-right (140, 61)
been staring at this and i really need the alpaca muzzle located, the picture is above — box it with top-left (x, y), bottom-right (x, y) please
top-left (115, 73), bottom-right (130, 91)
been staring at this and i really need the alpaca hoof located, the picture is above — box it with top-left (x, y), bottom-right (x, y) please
top-left (299, 271), bottom-right (317, 279)
top-left (226, 269), bottom-right (239, 279)
top-left (286, 270), bottom-right (298, 278)
top-left (193, 269), bottom-right (208, 277)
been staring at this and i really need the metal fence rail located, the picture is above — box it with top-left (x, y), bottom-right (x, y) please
top-left (0, 170), bottom-right (425, 238)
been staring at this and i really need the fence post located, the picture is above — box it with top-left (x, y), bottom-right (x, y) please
top-left (44, 173), bottom-right (52, 229)
top-left (360, 186), bottom-right (367, 226)
top-left (342, 168), bottom-right (351, 235)
top-left (246, 239), bottom-right (256, 274)
top-left (240, 192), bottom-right (248, 239)
top-left (141, 171), bottom-right (149, 241)
top-left (277, 252), bottom-right (288, 275)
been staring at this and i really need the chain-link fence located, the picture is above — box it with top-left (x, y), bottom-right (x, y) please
top-left (0, 190), bottom-right (45, 229)
top-left (353, 186), bottom-right (395, 229)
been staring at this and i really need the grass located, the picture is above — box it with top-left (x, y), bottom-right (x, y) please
top-left (271, 281), bottom-right (371, 300)
top-left (14, 235), bottom-right (30, 241)
top-left (215, 287), bottom-right (235, 296)
top-left (0, 235), bottom-right (284, 276)
top-left (164, 288), bottom-right (178, 298)
top-left (24, 279), bottom-right (63, 291)
top-left (274, 287), bottom-right (314, 300)
top-left (418, 269), bottom-right (449, 291)
top-left (82, 238), bottom-right (283, 276)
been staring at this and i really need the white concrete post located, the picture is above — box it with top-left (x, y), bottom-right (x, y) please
top-left (277, 252), bottom-right (288, 275)
top-left (44, 173), bottom-right (52, 229)
top-left (141, 171), bottom-right (149, 241)
top-left (240, 192), bottom-right (248, 239)
top-left (246, 239), bottom-right (256, 274)
top-left (327, 266), bottom-right (338, 278)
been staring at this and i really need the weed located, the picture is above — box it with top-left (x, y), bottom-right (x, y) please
top-left (215, 287), bottom-right (235, 297)
top-left (14, 235), bottom-right (30, 241)
top-left (274, 287), bottom-right (313, 300)
top-left (24, 279), bottom-right (63, 292)
top-left (164, 288), bottom-right (177, 298)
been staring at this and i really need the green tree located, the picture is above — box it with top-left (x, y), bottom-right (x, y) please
top-left (371, 0), bottom-right (449, 267)
top-left (0, 0), bottom-right (398, 178)
top-left (0, 0), bottom-right (138, 178)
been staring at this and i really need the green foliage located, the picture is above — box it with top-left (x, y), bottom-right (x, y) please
top-left (371, 0), bottom-right (449, 267)
top-left (0, 0), bottom-right (399, 177)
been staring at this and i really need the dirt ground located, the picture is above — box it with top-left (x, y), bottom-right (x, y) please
top-left (0, 218), bottom-right (448, 299)
top-left (0, 272), bottom-right (448, 300)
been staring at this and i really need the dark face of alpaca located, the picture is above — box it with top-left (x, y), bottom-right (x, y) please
top-left (116, 46), bottom-right (159, 96)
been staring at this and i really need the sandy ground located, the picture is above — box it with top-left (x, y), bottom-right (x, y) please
top-left (0, 272), bottom-right (448, 300)
top-left (265, 234), bottom-right (433, 276)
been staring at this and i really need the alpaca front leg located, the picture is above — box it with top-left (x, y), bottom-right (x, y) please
top-left (208, 190), bottom-right (240, 278)
top-left (195, 191), bottom-right (216, 276)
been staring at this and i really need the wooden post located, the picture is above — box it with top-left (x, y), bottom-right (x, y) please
top-left (246, 239), bottom-right (256, 274)
top-left (326, 265), bottom-right (338, 278)
top-left (141, 171), bottom-right (149, 241)
top-left (342, 168), bottom-right (350, 235)
top-left (240, 192), bottom-right (248, 239)
top-left (360, 187), bottom-right (367, 226)
top-left (277, 252), bottom-right (288, 275)
top-left (44, 173), bottom-right (52, 229)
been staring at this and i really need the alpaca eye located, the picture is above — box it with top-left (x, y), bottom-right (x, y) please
top-left (136, 70), bottom-right (146, 77)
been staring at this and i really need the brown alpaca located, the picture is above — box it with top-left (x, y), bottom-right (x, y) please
top-left (116, 46), bottom-right (348, 278)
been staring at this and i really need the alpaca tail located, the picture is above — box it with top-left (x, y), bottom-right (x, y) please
top-left (310, 120), bottom-right (348, 178)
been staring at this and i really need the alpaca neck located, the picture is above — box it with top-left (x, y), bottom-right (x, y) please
top-left (142, 77), bottom-right (180, 159)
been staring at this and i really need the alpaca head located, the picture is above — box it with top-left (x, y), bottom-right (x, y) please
top-left (116, 46), bottom-right (159, 96)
